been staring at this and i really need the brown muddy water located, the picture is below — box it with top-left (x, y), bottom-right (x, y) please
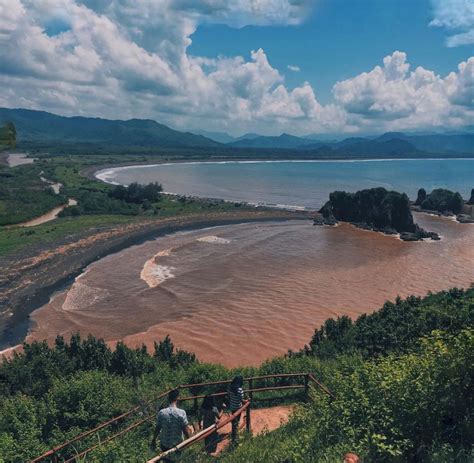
top-left (27, 214), bottom-right (474, 367)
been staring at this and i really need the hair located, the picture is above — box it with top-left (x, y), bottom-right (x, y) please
top-left (201, 394), bottom-right (215, 410)
top-left (343, 453), bottom-right (360, 463)
top-left (230, 375), bottom-right (244, 393)
top-left (168, 389), bottom-right (180, 403)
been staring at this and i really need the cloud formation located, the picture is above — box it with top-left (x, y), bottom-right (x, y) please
top-left (333, 51), bottom-right (473, 131)
top-left (287, 65), bottom-right (301, 72)
top-left (0, 0), bottom-right (472, 135)
top-left (430, 0), bottom-right (474, 46)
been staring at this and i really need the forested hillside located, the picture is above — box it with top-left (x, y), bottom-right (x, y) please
top-left (0, 108), bottom-right (220, 149)
top-left (0, 287), bottom-right (472, 462)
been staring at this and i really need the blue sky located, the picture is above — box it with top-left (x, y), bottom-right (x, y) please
top-left (0, 0), bottom-right (472, 135)
top-left (190, 0), bottom-right (471, 105)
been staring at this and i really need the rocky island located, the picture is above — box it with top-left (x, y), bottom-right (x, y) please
top-left (315, 187), bottom-right (440, 241)
top-left (413, 188), bottom-right (474, 224)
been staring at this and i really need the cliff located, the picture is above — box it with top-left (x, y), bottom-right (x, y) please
top-left (414, 187), bottom-right (474, 223)
top-left (316, 187), bottom-right (439, 241)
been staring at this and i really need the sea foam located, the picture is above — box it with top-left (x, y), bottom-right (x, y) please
top-left (63, 281), bottom-right (110, 312)
top-left (140, 249), bottom-right (175, 288)
top-left (196, 235), bottom-right (231, 244)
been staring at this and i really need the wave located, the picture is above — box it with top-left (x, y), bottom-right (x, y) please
top-left (63, 281), bottom-right (110, 312)
top-left (196, 235), bottom-right (231, 244)
top-left (140, 249), bottom-right (175, 288)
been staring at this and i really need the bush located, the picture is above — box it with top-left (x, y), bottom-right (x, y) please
top-left (109, 182), bottom-right (162, 204)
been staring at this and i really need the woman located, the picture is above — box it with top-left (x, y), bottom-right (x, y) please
top-left (199, 395), bottom-right (222, 454)
top-left (227, 375), bottom-right (246, 441)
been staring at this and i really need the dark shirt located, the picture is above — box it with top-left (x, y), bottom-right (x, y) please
top-left (201, 406), bottom-right (220, 428)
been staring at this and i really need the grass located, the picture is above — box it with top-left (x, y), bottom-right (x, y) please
top-left (0, 154), bottom-right (250, 257)
top-left (0, 215), bottom-right (140, 257)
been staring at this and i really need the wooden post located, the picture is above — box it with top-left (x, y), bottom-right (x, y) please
top-left (246, 402), bottom-right (251, 434)
top-left (52, 454), bottom-right (59, 463)
top-left (193, 397), bottom-right (198, 414)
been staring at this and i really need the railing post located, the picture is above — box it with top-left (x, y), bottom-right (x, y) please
top-left (193, 397), bottom-right (198, 415)
top-left (246, 402), bottom-right (251, 434)
top-left (52, 453), bottom-right (59, 463)
top-left (304, 374), bottom-right (309, 398)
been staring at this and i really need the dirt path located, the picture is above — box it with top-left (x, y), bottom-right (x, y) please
top-left (210, 405), bottom-right (294, 455)
top-left (16, 198), bottom-right (77, 227)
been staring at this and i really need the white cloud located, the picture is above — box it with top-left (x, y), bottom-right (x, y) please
top-left (287, 64), bottom-right (300, 72)
top-left (430, 0), bottom-right (474, 46)
top-left (0, 0), bottom-right (472, 135)
top-left (333, 51), bottom-right (473, 132)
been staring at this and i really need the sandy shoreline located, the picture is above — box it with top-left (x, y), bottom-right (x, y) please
top-left (0, 210), bottom-right (313, 353)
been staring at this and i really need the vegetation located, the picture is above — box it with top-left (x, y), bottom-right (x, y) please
top-left (0, 155), bottom-right (249, 243)
top-left (0, 287), bottom-right (472, 462)
top-left (319, 187), bottom-right (438, 240)
top-left (3, 107), bottom-right (474, 157)
top-left (417, 188), bottom-right (465, 214)
top-left (0, 108), bottom-right (219, 149)
top-left (221, 329), bottom-right (473, 463)
top-left (320, 188), bottom-right (416, 233)
top-left (302, 288), bottom-right (473, 359)
top-left (0, 163), bottom-right (66, 226)
top-left (0, 122), bottom-right (16, 149)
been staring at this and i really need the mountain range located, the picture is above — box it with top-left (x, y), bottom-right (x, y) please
top-left (1, 107), bottom-right (473, 156)
top-left (0, 108), bottom-right (219, 149)
top-left (227, 130), bottom-right (474, 154)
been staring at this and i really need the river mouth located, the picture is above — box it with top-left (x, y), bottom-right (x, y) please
top-left (27, 213), bottom-right (474, 367)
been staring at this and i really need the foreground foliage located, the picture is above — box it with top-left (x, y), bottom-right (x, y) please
top-left (0, 287), bottom-right (473, 462)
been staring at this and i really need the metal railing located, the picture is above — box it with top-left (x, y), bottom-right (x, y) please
top-left (31, 372), bottom-right (334, 463)
top-left (147, 401), bottom-right (251, 463)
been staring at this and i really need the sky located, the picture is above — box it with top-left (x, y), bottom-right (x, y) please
top-left (0, 0), bottom-right (472, 136)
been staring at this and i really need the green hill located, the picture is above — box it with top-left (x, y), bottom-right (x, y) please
top-left (0, 108), bottom-right (221, 149)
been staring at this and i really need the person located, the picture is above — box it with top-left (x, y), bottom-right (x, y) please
top-left (343, 452), bottom-right (360, 463)
top-left (151, 389), bottom-right (193, 461)
top-left (199, 395), bottom-right (223, 453)
top-left (227, 375), bottom-right (247, 442)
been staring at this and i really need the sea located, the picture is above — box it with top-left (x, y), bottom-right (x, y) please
top-left (96, 159), bottom-right (474, 209)
top-left (24, 159), bottom-right (474, 366)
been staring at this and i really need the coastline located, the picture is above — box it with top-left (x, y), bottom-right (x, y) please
top-left (82, 156), bottom-right (474, 184)
top-left (0, 209), bottom-right (313, 351)
top-left (2, 158), bottom-right (471, 356)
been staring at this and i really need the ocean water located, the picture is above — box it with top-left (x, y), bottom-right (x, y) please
top-left (29, 215), bottom-right (474, 367)
top-left (18, 159), bottom-right (474, 366)
top-left (97, 159), bottom-right (474, 209)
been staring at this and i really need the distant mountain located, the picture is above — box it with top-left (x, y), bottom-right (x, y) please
top-left (234, 133), bottom-right (262, 142)
top-left (228, 133), bottom-right (314, 149)
top-left (0, 108), bottom-right (221, 148)
top-left (375, 132), bottom-right (474, 154)
top-left (190, 130), bottom-right (236, 144)
top-left (340, 138), bottom-right (421, 156)
top-left (226, 129), bottom-right (474, 155)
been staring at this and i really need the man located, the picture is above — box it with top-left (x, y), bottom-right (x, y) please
top-left (151, 389), bottom-right (193, 459)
